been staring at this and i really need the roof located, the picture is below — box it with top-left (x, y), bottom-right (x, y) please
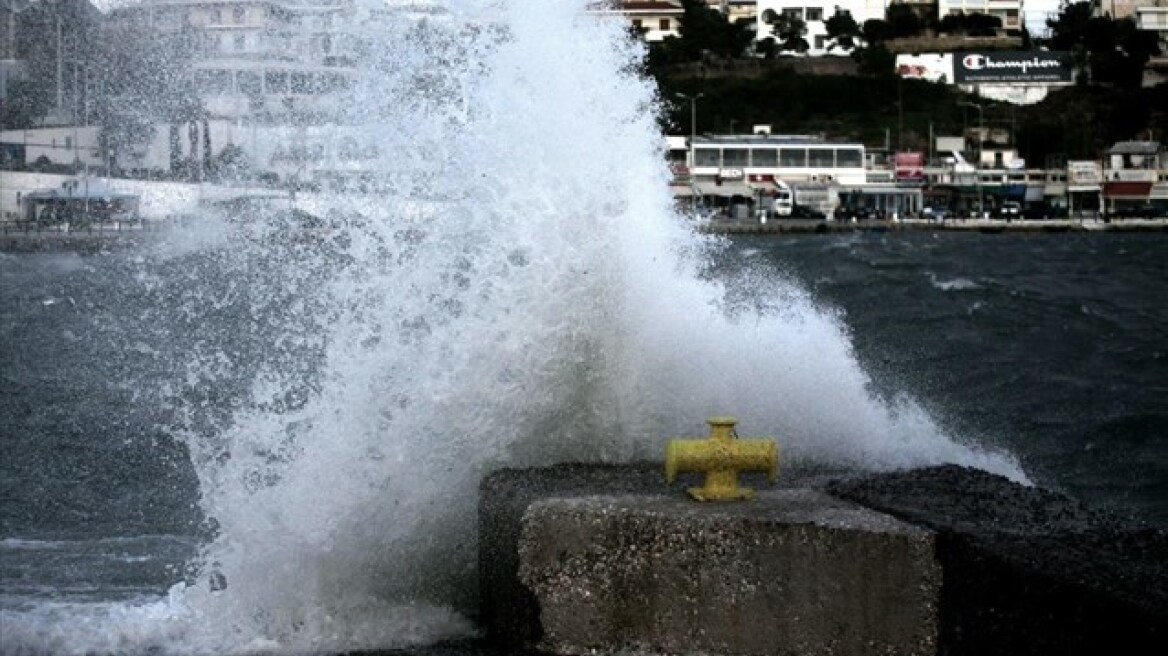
top-left (1108, 141), bottom-right (1161, 155)
top-left (23, 189), bottom-right (139, 201)
top-left (694, 135), bottom-right (863, 148)
top-left (587, 1), bottom-right (682, 12)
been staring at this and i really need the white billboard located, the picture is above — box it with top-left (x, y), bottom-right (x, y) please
top-left (895, 54), bottom-right (954, 84)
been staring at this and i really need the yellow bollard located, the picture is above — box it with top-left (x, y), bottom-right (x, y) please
top-left (665, 417), bottom-right (778, 501)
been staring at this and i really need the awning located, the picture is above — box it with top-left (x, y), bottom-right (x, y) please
top-left (1103, 181), bottom-right (1153, 199)
top-left (693, 180), bottom-right (753, 197)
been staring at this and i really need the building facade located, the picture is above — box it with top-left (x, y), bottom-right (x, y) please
top-left (103, 0), bottom-right (380, 123)
top-left (589, 1), bottom-right (684, 42)
top-left (756, 1), bottom-right (887, 55)
top-left (939, 0), bottom-right (1024, 31)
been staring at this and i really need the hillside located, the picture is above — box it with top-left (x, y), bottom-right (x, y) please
top-left (653, 63), bottom-right (1168, 164)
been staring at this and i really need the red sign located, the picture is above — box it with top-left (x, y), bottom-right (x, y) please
top-left (1103, 181), bottom-right (1152, 199)
top-left (895, 152), bottom-right (924, 182)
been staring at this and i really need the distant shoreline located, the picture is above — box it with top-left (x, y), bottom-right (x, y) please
top-left (3, 216), bottom-right (1167, 254)
top-left (699, 217), bottom-right (1168, 235)
top-left (0, 223), bottom-right (165, 254)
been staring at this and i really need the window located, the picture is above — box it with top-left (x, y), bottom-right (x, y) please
top-left (808, 148), bottom-right (834, 167)
top-left (695, 148), bottom-right (720, 167)
top-left (195, 69), bottom-right (233, 94)
top-left (659, 19), bottom-right (670, 31)
top-left (835, 148), bottom-right (863, 168)
top-left (751, 149), bottom-right (778, 167)
top-left (234, 7), bottom-right (246, 23)
top-left (265, 70), bottom-right (289, 93)
top-left (237, 71), bottom-right (262, 95)
top-left (722, 149), bottom-right (748, 167)
top-left (805, 8), bottom-right (823, 21)
top-left (814, 35), bottom-right (826, 49)
top-left (781, 8), bottom-right (802, 21)
top-left (780, 148), bottom-right (806, 167)
top-left (290, 72), bottom-right (313, 94)
top-left (632, 19), bottom-right (642, 29)
top-left (234, 34), bottom-right (245, 50)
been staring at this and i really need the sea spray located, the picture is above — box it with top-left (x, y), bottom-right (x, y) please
top-left (1, 1), bottom-right (1027, 654)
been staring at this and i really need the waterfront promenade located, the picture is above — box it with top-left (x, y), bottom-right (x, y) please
top-left (699, 216), bottom-right (1168, 235)
top-left (5, 214), bottom-right (1168, 253)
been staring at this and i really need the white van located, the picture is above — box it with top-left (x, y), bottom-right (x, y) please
top-left (773, 181), bottom-right (793, 217)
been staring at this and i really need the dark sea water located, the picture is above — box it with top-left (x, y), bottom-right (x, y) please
top-left (1, 231), bottom-right (1166, 652)
top-left (720, 231), bottom-right (1168, 526)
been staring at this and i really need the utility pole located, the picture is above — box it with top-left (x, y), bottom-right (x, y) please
top-left (56, 15), bottom-right (63, 120)
top-left (675, 92), bottom-right (704, 214)
top-left (961, 100), bottom-right (984, 219)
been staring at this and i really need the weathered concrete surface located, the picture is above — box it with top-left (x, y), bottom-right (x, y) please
top-left (478, 463), bottom-right (668, 649)
top-left (478, 463), bottom-right (930, 656)
top-left (480, 463), bottom-right (1168, 656)
top-left (518, 491), bottom-right (940, 656)
top-left (828, 465), bottom-right (1168, 656)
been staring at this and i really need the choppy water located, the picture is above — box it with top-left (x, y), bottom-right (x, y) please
top-left (3, 232), bottom-right (1165, 654)
top-left (2, 0), bottom-right (1165, 653)
top-left (725, 232), bottom-right (1168, 524)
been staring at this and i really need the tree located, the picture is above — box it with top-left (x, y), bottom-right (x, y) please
top-left (1046, 1), bottom-right (1161, 88)
top-left (2, 0), bottom-right (101, 129)
top-left (938, 12), bottom-right (1002, 37)
top-left (860, 19), bottom-right (891, 47)
top-left (761, 9), bottom-right (810, 54)
top-left (674, 0), bottom-right (754, 61)
top-left (886, 4), bottom-right (925, 39)
top-left (824, 9), bottom-right (861, 52)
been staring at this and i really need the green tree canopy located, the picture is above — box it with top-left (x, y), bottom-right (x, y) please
top-left (824, 9), bottom-right (860, 51)
top-left (761, 9), bottom-right (810, 53)
top-left (1046, 1), bottom-right (1160, 88)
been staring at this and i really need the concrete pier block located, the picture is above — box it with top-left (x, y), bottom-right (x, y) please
top-left (828, 465), bottom-right (1168, 656)
top-left (479, 463), bottom-right (1167, 656)
top-left (516, 490), bottom-right (940, 656)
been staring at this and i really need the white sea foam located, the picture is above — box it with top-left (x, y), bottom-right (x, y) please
top-left (3, 1), bottom-right (1028, 653)
top-left (927, 271), bottom-right (982, 291)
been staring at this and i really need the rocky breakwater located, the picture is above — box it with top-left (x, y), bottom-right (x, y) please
top-left (478, 463), bottom-right (1167, 656)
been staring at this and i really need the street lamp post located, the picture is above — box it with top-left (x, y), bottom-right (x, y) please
top-left (960, 101), bottom-right (984, 219)
top-left (675, 92), bottom-right (703, 214)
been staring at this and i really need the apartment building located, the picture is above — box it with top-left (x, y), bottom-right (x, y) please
top-left (939, 0), bottom-right (1024, 31)
top-left (105, 0), bottom-right (366, 122)
top-left (588, 1), bottom-right (685, 42)
top-left (756, 1), bottom-right (887, 55)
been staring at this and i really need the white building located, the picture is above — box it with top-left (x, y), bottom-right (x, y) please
top-left (104, 0), bottom-right (381, 123)
top-left (587, 1), bottom-right (685, 42)
top-left (1132, 1), bottom-right (1168, 84)
top-left (756, 1), bottom-right (887, 56)
top-left (939, 0), bottom-right (1025, 31)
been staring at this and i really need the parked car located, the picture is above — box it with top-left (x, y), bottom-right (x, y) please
top-left (999, 201), bottom-right (1021, 219)
top-left (922, 206), bottom-right (951, 221)
top-left (789, 204), bottom-right (827, 220)
top-left (834, 205), bottom-right (881, 221)
top-left (1114, 203), bottom-right (1163, 219)
top-left (1022, 203), bottom-right (1067, 220)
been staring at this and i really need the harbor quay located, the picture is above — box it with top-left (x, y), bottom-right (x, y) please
top-left (4, 213), bottom-right (1168, 254)
top-left (478, 462), bottom-right (1168, 656)
top-left (698, 215), bottom-right (1168, 235)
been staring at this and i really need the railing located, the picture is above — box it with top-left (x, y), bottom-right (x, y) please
top-left (0, 219), bottom-right (168, 236)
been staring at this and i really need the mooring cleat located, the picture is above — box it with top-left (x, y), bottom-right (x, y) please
top-left (665, 416), bottom-right (778, 501)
